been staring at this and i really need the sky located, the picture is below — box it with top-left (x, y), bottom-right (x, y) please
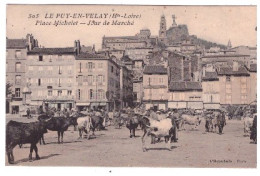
top-left (6, 5), bottom-right (257, 49)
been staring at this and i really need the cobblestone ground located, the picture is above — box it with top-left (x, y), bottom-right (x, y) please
top-left (5, 116), bottom-right (256, 168)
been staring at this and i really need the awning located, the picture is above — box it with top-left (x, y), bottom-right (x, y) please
top-left (76, 102), bottom-right (90, 106)
top-left (99, 102), bottom-right (107, 106)
top-left (91, 103), bottom-right (100, 106)
top-left (10, 101), bottom-right (23, 106)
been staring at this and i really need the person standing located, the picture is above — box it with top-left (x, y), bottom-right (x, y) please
top-left (26, 108), bottom-right (31, 119)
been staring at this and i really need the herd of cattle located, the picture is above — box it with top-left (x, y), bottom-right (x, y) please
top-left (6, 109), bottom-right (257, 164)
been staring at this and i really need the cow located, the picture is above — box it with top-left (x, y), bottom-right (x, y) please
top-left (141, 117), bottom-right (177, 152)
top-left (90, 115), bottom-right (104, 135)
top-left (250, 115), bottom-right (257, 144)
top-left (180, 114), bottom-right (201, 130)
top-left (6, 120), bottom-right (47, 164)
top-left (244, 116), bottom-right (254, 135)
top-left (77, 116), bottom-right (92, 139)
top-left (40, 116), bottom-right (78, 144)
top-left (126, 114), bottom-right (140, 138)
top-left (205, 111), bottom-right (226, 134)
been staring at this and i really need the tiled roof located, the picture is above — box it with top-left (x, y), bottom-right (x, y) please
top-left (143, 65), bottom-right (167, 74)
top-left (6, 39), bottom-right (27, 49)
top-left (76, 52), bottom-right (106, 59)
top-left (202, 71), bottom-right (219, 81)
top-left (217, 66), bottom-right (250, 76)
top-left (169, 81), bottom-right (202, 91)
top-left (201, 54), bottom-right (250, 58)
top-left (28, 47), bottom-right (75, 55)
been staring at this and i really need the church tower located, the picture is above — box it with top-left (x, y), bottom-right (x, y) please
top-left (159, 15), bottom-right (167, 42)
top-left (159, 15), bottom-right (167, 38)
top-left (227, 39), bottom-right (232, 49)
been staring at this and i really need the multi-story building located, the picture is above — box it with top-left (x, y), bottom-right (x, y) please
top-left (168, 81), bottom-right (203, 109)
top-left (246, 64), bottom-right (257, 104)
top-left (6, 34), bottom-right (38, 113)
top-left (26, 40), bottom-right (80, 110)
top-left (217, 63), bottom-right (251, 106)
top-left (201, 66), bottom-right (220, 109)
top-left (75, 52), bottom-right (121, 111)
top-left (143, 65), bottom-right (168, 110)
top-left (120, 65), bottom-right (133, 108)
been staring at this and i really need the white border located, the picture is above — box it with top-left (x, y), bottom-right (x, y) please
top-left (0, 1), bottom-right (259, 176)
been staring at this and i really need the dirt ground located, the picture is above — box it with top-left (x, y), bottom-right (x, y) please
top-left (5, 116), bottom-right (257, 168)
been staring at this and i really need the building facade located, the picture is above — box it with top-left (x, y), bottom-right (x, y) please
top-left (75, 52), bottom-right (121, 111)
top-left (6, 34), bottom-right (38, 114)
top-left (143, 65), bottom-right (168, 110)
top-left (26, 41), bottom-right (80, 110)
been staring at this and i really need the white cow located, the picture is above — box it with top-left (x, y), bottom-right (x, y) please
top-left (180, 114), bottom-right (201, 130)
top-left (77, 116), bottom-right (92, 139)
top-left (142, 117), bottom-right (177, 152)
top-left (244, 116), bottom-right (254, 135)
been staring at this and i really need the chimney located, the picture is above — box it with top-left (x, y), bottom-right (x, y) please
top-left (75, 40), bottom-right (81, 55)
top-left (233, 61), bottom-right (239, 71)
top-left (26, 34), bottom-right (32, 51)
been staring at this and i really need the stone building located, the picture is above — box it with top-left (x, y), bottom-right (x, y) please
top-left (143, 65), bottom-right (168, 110)
top-left (75, 52), bottom-right (121, 111)
top-left (168, 81), bottom-right (203, 109)
top-left (26, 40), bottom-right (80, 110)
top-left (120, 65), bottom-right (133, 108)
top-left (6, 34), bottom-right (38, 114)
top-left (217, 63), bottom-right (251, 105)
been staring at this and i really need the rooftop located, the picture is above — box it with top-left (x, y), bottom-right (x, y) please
top-left (7, 39), bottom-right (27, 49)
top-left (202, 71), bottom-right (219, 81)
top-left (143, 65), bottom-right (168, 74)
top-left (169, 81), bottom-right (202, 91)
top-left (28, 47), bottom-right (76, 55)
top-left (217, 66), bottom-right (250, 76)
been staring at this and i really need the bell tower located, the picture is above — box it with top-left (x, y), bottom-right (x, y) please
top-left (159, 15), bottom-right (167, 38)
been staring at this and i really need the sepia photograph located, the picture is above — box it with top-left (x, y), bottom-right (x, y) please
top-left (4, 4), bottom-right (257, 168)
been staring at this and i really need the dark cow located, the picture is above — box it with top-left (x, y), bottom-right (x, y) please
top-left (90, 115), bottom-right (104, 135)
top-left (205, 111), bottom-right (226, 134)
top-left (141, 116), bottom-right (177, 152)
top-left (6, 120), bottom-right (47, 164)
top-left (126, 114), bottom-right (139, 138)
top-left (250, 115), bottom-right (257, 144)
top-left (40, 116), bottom-right (77, 144)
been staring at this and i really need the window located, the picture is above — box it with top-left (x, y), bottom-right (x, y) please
top-left (98, 75), bottom-right (104, 83)
top-left (15, 75), bottom-right (21, 85)
top-left (48, 90), bottom-right (53, 96)
top-left (58, 90), bottom-right (62, 96)
top-left (111, 66), bottom-right (114, 73)
top-left (226, 76), bottom-right (231, 82)
top-left (79, 63), bottom-right (82, 73)
top-left (97, 89), bottom-right (105, 99)
top-left (159, 77), bottom-right (164, 84)
top-left (59, 66), bottom-right (63, 74)
top-left (67, 90), bottom-right (72, 96)
top-left (15, 50), bottom-right (21, 58)
top-left (90, 89), bottom-right (94, 99)
top-left (78, 89), bottom-right (81, 100)
top-left (28, 66), bottom-right (33, 71)
top-left (15, 88), bottom-right (20, 97)
top-left (88, 62), bottom-right (95, 69)
top-left (39, 55), bottom-right (43, 61)
top-left (48, 66), bottom-right (52, 74)
top-left (88, 75), bottom-right (93, 84)
top-left (58, 78), bottom-right (61, 87)
top-left (98, 63), bottom-right (103, 68)
top-left (15, 62), bottom-right (21, 72)
top-left (38, 79), bottom-right (41, 86)
top-left (68, 66), bottom-right (72, 74)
